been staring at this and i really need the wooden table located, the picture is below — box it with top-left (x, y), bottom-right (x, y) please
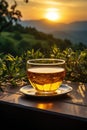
top-left (0, 81), bottom-right (87, 129)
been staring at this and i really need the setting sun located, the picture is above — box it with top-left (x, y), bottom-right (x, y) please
top-left (45, 8), bottom-right (60, 21)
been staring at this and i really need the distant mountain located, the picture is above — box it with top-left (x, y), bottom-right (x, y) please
top-left (19, 19), bottom-right (67, 32)
top-left (52, 30), bottom-right (87, 44)
top-left (19, 19), bottom-right (87, 44)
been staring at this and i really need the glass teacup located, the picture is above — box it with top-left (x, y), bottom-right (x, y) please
top-left (27, 58), bottom-right (66, 95)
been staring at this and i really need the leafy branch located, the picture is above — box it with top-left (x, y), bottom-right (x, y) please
top-left (0, 0), bottom-right (22, 32)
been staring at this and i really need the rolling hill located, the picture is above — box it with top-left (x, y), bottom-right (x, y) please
top-left (19, 19), bottom-right (87, 44)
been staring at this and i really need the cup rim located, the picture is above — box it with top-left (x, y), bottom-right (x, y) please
top-left (27, 58), bottom-right (65, 65)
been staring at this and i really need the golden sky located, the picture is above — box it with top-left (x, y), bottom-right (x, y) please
top-left (8, 0), bottom-right (87, 23)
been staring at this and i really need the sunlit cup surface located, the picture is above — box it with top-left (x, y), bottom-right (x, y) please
top-left (27, 58), bottom-right (66, 94)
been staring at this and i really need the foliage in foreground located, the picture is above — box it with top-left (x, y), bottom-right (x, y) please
top-left (0, 48), bottom-right (87, 90)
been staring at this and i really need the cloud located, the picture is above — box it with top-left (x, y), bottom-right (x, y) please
top-left (54, 0), bottom-right (87, 2)
top-left (29, 0), bottom-right (87, 7)
top-left (7, 0), bottom-right (87, 7)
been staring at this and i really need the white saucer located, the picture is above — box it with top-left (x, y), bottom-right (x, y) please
top-left (20, 84), bottom-right (73, 98)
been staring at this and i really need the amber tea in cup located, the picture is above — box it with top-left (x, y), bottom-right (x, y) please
top-left (27, 58), bottom-right (66, 95)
